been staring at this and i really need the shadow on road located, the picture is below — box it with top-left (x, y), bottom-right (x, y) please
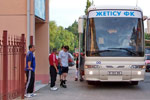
top-left (76, 80), bottom-right (144, 91)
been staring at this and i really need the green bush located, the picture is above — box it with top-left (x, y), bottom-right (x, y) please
top-left (145, 34), bottom-right (150, 40)
top-left (145, 34), bottom-right (150, 46)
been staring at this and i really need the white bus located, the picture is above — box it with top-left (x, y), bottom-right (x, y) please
top-left (78, 6), bottom-right (146, 85)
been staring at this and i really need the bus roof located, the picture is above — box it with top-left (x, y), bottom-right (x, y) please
top-left (88, 5), bottom-right (142, 12)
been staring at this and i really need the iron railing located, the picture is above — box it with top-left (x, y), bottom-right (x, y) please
top-left (0, 30), bottom-right (26, 100)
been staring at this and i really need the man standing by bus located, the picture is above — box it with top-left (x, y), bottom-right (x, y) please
top-left (58, 46), bottom-right (64, 81)
top-left (25, 45), bottom-right (36, 98)
top-left (59, 46), bottom-right (69, 88)
top-left (49, 48), bottom-right (58, 91)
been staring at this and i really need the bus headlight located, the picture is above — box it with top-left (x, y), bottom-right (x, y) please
top-left (89, 71), bottom-right (93, 75)
top-left (137, 71), bottom-right (142, 75)
top-left (130, 65), bottom-right (145, 69)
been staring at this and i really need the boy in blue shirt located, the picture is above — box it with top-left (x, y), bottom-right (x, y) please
top-left (25, 45), bottom-right (36, 98)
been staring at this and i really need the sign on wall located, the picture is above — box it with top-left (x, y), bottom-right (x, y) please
top-left (35, 0), bottom-right (46, 20)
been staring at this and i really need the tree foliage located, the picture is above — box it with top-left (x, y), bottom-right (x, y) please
top-left (85, 0), bottom-right (93, 15)
top-left (145, 33), bottom-right (150, 40)
top-left (65, 20), bottom-right (79, 48)
top-left (66, 20), bottom-right (78, 34)
top-left (49, 21), bottom-right (76, 53)
top-left (145, 33), bottom-right (150, 46)
top-left (49, 1), bottom-right (95, 53)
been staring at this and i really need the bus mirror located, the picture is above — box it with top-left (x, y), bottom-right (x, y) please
top-left (78, 15), bottom-right (87, 34)
top-left (143, 16), bottom-right (148, 21)
top-left (78, 18), bottom-right (84, 34)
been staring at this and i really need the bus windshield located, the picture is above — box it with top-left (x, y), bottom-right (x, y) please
top-left (86, 17), bottom-right (144, 57)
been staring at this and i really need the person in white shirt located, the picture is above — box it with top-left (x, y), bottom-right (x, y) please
top-left (58, 46), bottom-right (69, 88)
top-left (58, 46), bottom-right (64, 81)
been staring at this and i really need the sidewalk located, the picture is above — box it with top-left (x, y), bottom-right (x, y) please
top-left (34, 81), bottom-right (47, 92)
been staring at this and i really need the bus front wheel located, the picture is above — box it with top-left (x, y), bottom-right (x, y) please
top-left (87, 81), bottom-right (100, 85)
top-left (131, 81), bottom-right (139, 85)
top-left (87, 81), bottom-right (95, 85)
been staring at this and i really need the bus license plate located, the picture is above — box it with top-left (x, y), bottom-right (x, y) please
top-left (108, 71), bottom-right (122, 75)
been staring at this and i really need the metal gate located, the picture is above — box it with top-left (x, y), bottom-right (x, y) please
top-left (0, 30), bottom-right (26, 100)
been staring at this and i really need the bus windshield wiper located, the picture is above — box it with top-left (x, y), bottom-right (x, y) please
top-left (91, 50), bottom-right (114, 54)
top-left (108, 48), bottom-right (138, 56)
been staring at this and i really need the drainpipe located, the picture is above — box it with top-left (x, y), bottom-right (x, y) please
top-left (27, 0), bottom-right (30, 49)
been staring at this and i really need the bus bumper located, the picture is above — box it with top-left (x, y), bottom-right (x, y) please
top-left (84, 68), bottom-right (145, 82)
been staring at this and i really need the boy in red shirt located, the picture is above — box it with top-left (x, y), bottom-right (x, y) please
top-left (49, 48), bottom-right (58, 91)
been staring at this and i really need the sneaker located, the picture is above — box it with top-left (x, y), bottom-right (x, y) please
top-left (50, 86), bottom-right (58, 91)
top-left (24, 93), bottom-right (32, 98)
top-left (60, 80), bottom-right (63, 86)
top-left (80, 78), bottom-right (84, 82)
top-left (60, 80), bottom-right (67, 88)
top-left (75, 78), bottom-right (78, 81)
top-left (60, 84), bottom-right (67, 88)
top-left (31, 93), bottom-right (37, 97)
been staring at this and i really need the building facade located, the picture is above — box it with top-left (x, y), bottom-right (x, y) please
top-left (0, 0), bottom-right (50, 84)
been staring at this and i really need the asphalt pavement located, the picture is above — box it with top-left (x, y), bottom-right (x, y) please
top-left (24, 66), bottom-right (150, 100)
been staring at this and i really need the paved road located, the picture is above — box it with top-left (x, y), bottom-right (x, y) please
top-left (25, 67), bottom-right (150, 100)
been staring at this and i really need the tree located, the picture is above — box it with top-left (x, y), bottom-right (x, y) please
top-left (49, 21), bottom-right (76, 53)
top-left (65, 20), bottom-right (78, 34)
top-left (49, 0), bottom-right (95, 53)
top-left (145, 33), bottom-right (150, 46)
top-left (49, 21), bottom-right (57, 50)
top-left (66, 20), bottom-right (79, 49)
top-left (84, 0), bottom-right (93, 15)
top-left (145, 33), bottom-right (150, 40)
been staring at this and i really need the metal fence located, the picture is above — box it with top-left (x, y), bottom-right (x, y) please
top-left (0, 31), bottom-right (26, 100)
